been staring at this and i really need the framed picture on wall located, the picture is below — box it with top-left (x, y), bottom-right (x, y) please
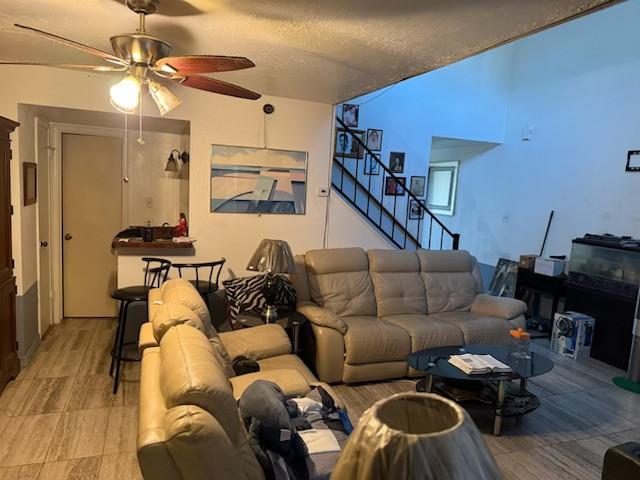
top-left (364, 154), bottom-right (380, 175)
top-left (210, 144), bottom-right (308, 214)
top-left (389, 152), bottom-right (405, 173)
top-left (23, 162), bottom-right (37, 206)
top-left (335, 128), bottom-right (365, 158)
top-left (409, 200), bottom-right (424, 220)
top-left (342, 104), bottom-right (359, 127)
top-left (385, 176), bottom-right (406, 196)
top-left (366, 129), bottom-right (383, 151)
top-left (409, 176), bottom-right (426, 197)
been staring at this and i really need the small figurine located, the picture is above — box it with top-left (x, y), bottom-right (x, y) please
top-left (176, 212), bottom-right (188, 237)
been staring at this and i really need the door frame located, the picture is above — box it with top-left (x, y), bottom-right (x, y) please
top-left (34, 117), bottom-right (54, 336)
top-left (50, 123), bottom-right (127, 323)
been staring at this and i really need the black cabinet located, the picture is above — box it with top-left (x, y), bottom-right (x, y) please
top-left (564, 281), bottom-right (635, 370)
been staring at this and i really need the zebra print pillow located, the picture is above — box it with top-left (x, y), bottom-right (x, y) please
top-left (223, 274), bottom-right (296, 325)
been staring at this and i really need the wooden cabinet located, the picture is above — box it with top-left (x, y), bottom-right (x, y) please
top-left (0, 116), bottom-right (19, 394)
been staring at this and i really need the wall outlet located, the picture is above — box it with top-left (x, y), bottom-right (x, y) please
top-left (317, 186), bottom-right (330, 197)
top-left (145, 197), bottom-right (153, 208)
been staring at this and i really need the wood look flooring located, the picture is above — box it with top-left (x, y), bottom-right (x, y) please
top-left (333, 341), bottom-right (640, 480)
top-left (1, 319), bottom-right (638, 479)
top-left (0, 318), bottom-right (141, 479)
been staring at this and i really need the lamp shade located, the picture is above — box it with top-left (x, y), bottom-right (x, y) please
top-left (246, 239), bottom-right (295, 274)
top-left (333, 393), bottom-right (500, 480)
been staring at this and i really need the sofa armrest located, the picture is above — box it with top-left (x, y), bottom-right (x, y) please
top-left (138, 322), bottom-right (158, 353)
top-left (219, 324), bottom-right (291, 361)
top-left (471, 294), bottom-right (527, 320)
top-left (297, 302), bottom-right (348, 335)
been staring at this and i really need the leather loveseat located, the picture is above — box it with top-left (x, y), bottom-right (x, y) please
top-left (137, 279), bottom-right (345, 479)
top-left (291, 248), bottom-right (527, 384)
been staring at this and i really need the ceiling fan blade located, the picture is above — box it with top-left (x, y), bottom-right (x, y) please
top-left (0, 61), bottom-right (126, 72)
top-left (14, 24), bottom-right (128, 66)
top-left (174, 75), bottom-right (261, 100)
top-left (156, 55), bottom-right (255, 74)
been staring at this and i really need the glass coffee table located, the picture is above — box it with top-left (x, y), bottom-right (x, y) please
top-left (408, 344), bottom-right (553, 435)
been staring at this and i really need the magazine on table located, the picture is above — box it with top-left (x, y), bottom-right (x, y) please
top-left (448, 353), bottom-right (512, 375)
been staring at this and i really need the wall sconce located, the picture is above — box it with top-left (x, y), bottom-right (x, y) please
top-left (165, 149), bottom-right (190, 172)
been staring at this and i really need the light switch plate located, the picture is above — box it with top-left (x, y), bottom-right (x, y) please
top-left (317, 187), bottom-right (329, 197)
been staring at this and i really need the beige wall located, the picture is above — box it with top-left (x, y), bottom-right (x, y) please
top-left (127, 130), bottom-right (189, 227)
top-left (1, 66), bottom-right (338, 297)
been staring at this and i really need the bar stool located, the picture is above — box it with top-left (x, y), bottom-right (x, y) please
top-left (172, 258), bottom-right (226, 301)
top-left (110, 257), bottom-right (171, 394)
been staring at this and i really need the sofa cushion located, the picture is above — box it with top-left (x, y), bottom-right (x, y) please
top-left (368, 250), bottom-right (426, 317)
top-left (343, 316), bottom-right (411, 364)
top-left (290, 254), bottom-right (311, 303)
top-left (382, 314), bottom-right (465, 352)
top-left (428, 311), bottom-right (510, 345)
top-left (159, 325), bottom-right (239, 442)
top-left (418, 250), bottom-right (478, 313)
top-left (161, 278), bottom-right (212, 325)
top-left (230, 369), bottom-right (311, 400)
top-left (305, 248), bottom-right (376, 317)
top-left (257, 353), bottom-right (317, 385)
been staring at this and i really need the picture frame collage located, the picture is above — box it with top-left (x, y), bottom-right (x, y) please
top-left (339, 103), bottom-right (427, 220)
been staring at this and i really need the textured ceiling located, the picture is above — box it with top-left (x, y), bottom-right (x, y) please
top-left (0, 0), bottom-right (621, 104)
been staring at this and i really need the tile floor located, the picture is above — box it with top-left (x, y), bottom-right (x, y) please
top-left (0, 318), bottom-right (141, 479)
top-left (2, 318), bottom-right (639, 479)
top-left (334, 341), bottom-right (640, 480)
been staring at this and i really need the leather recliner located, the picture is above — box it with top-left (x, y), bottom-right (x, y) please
top-left (292, 248), bottom-right (526, 384)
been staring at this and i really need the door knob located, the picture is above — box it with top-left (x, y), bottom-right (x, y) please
top-left (64, 233), bottom-right (73, 241)
top-left (40, 241), bottom-right (48, 247)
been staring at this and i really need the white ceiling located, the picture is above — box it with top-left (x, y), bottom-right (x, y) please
top-left (0, 0), bottom-right (621, 104)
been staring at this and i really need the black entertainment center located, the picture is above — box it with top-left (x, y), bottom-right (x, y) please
top-left (564, 234), bottom-right (640, 370)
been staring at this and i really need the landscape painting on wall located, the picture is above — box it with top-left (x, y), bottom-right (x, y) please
top-left (210, 145), bottom-right (308, 214)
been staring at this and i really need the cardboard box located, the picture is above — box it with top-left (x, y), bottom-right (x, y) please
top-left (534, 257), bottom-right (565, 276)
top-left (519, 254), bottom-right (538, 270)
top-left (551, 312), bottom-right (595, 360)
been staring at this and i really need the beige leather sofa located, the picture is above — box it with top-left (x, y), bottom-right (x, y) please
top-left (291, 248), bottom-right (526, 384)
top-left (137, 279), bottom-right (344, 479)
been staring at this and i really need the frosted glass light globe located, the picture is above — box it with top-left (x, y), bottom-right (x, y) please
top-left (109, 75), bottom-right (140, 112)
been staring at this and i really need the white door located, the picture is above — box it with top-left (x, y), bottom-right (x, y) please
top-left (36, 118), bottom-right (53, 335)
top-left (62, 133), bottom-right (122, 317)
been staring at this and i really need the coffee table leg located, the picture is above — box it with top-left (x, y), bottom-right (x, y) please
top-left (493, 380), bottom-right (506, 436)
top-left (425, 374), bottom-right (434, 393)
top-left (520, 378), bottom-right (528, 391)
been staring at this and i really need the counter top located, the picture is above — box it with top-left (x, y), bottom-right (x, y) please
top-left (111, 238), bottom-right (194, 250)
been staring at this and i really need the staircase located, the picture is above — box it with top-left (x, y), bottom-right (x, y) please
top-left (332, 117), bottom-right (459, 250)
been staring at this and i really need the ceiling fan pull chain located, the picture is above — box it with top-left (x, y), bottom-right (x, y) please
top-left (137, 89), bottom-right (145, 145)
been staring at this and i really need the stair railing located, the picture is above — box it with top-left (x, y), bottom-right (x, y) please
top-left (333, 116), bottom-right (460, 250)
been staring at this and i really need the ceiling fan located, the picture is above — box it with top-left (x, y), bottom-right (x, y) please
top-left (0, 0), bottom-right (261, 117)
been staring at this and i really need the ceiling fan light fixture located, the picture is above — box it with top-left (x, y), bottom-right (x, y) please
top-left (148, 80), bottom-right (182, 116)
top-left (109, 74), bottom-right (141, 112)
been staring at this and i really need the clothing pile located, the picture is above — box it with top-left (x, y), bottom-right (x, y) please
top-left (239, 381), bottom-right (353, 480)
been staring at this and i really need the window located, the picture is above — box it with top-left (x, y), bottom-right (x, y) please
top-left (426, 161), bottom-right (458, 216)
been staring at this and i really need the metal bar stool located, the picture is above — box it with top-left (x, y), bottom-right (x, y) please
top-left (110, 257), bottom-right (171, 394)
top-left (171, 259), bottom-right (226, 312)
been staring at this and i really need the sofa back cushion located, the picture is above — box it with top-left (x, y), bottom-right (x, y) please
top-left (159, 325), bottom-right (239, 443)
top-left (161, 278), bottom-right (212, 326)
top-left (152, 303), bottom-right (234, 378)
top-left (305, 248), bottom-right (376, 317)
top-left (289, 254), bottom-right (311, 303)
top-left (368, 250), bottom-right (426, 317)
top-left (418, 250), bottom-right (478, 313)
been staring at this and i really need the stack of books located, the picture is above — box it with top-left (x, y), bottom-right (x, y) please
top-left (448, 354), bottom-right (511, 375)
